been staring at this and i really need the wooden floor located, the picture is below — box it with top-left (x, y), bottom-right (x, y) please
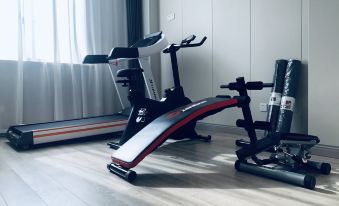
top-left (0, 132), bottom-right (338, 206)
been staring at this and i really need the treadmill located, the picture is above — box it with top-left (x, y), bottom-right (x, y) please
top-left (7, 32), bottom-right (167, 149)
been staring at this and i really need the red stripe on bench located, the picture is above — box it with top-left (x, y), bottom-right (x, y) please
top-left (111, 98), bottom-right (238, 169)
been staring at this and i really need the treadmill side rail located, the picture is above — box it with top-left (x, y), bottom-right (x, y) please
top-left (6, 115), bottom-right (128, 149)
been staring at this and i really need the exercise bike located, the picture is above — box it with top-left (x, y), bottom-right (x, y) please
top-left (110, 34), bottom-right (211, 148)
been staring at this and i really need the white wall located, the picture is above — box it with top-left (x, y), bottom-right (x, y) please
top-left (181, 0), bottom-right (214, 123)
top-left (212, 0), bottom-right (251, 126)
top-left (154, 0), bottom-right (339, 146)
top-left (158, 0), bottom-right (184, 93)
top-left (308, 0), bottom-right (339, 146)
top-left (158, 0), bottom-right (305, 129)
top-left (250, 0), bottom-right (303, 127)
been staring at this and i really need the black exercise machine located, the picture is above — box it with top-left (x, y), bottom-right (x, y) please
top-left (220, 77), bottom-right (331, 190)
top-left (106, 34), bottom-right (211, 149)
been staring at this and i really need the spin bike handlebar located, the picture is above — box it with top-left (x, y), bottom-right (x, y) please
top-left (163, 36), bottom-right (207, 53)
top-left (181, 36), bottom-right (207, 48)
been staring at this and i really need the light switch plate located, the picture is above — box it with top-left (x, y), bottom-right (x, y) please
top-left (167, 13), bottom-right (175, 22)
top-left (259, 103), bottom-right (268, 112)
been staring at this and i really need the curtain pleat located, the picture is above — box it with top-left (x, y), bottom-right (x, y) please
top-left (0, 0), bottom-right (128, 132)
top-left (126, 0), bottom-right (143, 46)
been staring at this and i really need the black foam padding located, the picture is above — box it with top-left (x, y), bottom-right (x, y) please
top-left (253, 121), bottom-right (271, 131)
top-left (234, 160), bottom-right (241, 171)
top-left (276, 60), bottom-right (301, 132)
top-left (304, 175), bottom-right (316, 190)
top-left (267, 60), bottom-right (288, 132)
top-left (280, 132), bottom-right (319, 143)
top-left (246, 81), bottom-right (263, 90)
top-left (236, 119), bottom-right (246, 128)
top-left (320, 163), bottom-right (331, 175)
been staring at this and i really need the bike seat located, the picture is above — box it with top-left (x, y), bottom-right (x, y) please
top-left (117, 68), bottom-right (144, 78)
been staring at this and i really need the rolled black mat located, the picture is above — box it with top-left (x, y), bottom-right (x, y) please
top-left (276, 59), bottom-right (301, 133)
top-left (267, 60), bottom-right (288, 132)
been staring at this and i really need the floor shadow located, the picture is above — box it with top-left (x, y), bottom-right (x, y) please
top-left (155, 137), bottom-right (235, 160)
top-left (133, 171), bottom-right (337, 194)
top-left (131, 138), bottom-right (338, 194)
top-left (314, 187), bottom-right (338, 195)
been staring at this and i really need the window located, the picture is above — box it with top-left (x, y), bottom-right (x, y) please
top-left (0, 0), bottom-right (87, 63)
top-left (0, 0), bottom-right (18, 60)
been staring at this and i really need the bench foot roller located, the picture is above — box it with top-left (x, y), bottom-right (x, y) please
top-left (107, 163), bottom-right (137, 182)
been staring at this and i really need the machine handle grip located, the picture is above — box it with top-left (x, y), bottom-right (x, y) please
top-left (220, 82), bottom-right (273, 90)
top-left (246, 82), bottom-right (274, 90)
top-left (181, 35), bottom-right (196, 44)
top-left (263, 83), bottom-right (274, 88)
top-left (197, 36), bottom-right (207, 46)
top-left (220, 82), bottom-right (238, 90)
top-left (181, 36), bottom-right (207, 48)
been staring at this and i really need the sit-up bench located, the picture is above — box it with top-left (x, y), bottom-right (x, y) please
top-left (107, 96), bottom-right (242, 181)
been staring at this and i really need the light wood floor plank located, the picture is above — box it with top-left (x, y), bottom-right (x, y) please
top-left (0, 131), bottom-right (338, 206)
top-left (0, 145), bottom-right (89, 206)
top-left (0, 194), bottom-right (7, 206)
top-left (0, 169), bottom-right (47, 206)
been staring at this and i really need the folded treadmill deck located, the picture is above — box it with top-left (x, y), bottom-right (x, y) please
top-left (7, 114), bottom-right (128, 149)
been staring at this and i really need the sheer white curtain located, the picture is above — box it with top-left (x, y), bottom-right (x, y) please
top-left (0, 0), bottom-right (127, 132)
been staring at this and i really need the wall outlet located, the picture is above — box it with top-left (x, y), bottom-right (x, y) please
top-left (167, 12), bottom-right (175, 22)
top-left (259, 103), bottom-right (268, 112)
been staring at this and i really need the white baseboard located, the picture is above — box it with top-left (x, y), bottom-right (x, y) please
top-left (0, 133), bottom-right (7, 138)
top-left (311, 144), bottom-right (339, 158)
top-left (196, 122), bottom-right (339, 159)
